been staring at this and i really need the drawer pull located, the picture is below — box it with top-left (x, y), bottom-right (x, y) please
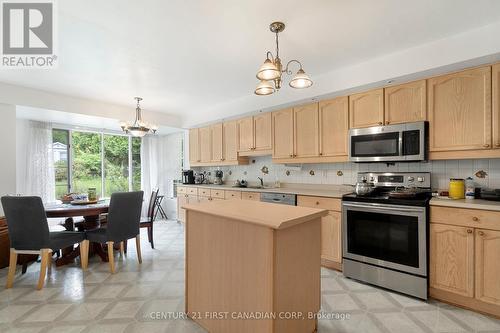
top-left (483, 144), bottom-right (490, 148)
top-left (316, 201), bottom-right (320, 205)
top-left (472, 217), bottom-right (479, 221)
top-left (478, 231), bottom-right (485, 236)
top-left (467, 229), bottom-right (473, 234)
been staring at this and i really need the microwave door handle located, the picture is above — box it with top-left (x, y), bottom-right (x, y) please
top-left (342, 202), bottom-right (424, 213)
top-left (399, 132), bottom-right (404, 157)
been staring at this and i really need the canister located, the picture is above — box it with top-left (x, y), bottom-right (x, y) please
top-left (449, 178), bottom-right (465, 199)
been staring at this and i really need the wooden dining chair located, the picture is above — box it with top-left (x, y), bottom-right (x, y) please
top-left (140, 188), bottom-right (159, 249)
top-left (1, 196), bottom-right (88, 290)
top-left (85, 191), bottom-right (143, 273)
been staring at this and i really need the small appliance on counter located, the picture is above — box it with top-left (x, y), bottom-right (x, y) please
top-left (214, 170), bottom-right (224, 185)
top-left (195, 172), bottom-right (205, 184)
top-left (182, 170), bottom-right (195, 184)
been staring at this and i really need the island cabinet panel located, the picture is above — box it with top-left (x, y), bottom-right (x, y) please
top-left (223, 120), bottom-right (239, 162)
top-left (430, 223), bottom-right (474, 297)
top-left (189, 128), bottom-right (200, 164)
top-left (210, 123), bottom-right (224, 162)
top-left (348, 88), bottom-right (384, 128)
top-left (319, 97), bottom-right (349, 157)
top-left (272, 108), bottom-right (294, 158)
top-left (199, 126), bottom-right (212, 163)
top-left (238, 116), bottom-right (254, 153)
top-left (241, 192), bottom-right (261, 201)
top-left (293, 103), bottom-right (319, 158)
top-left (475, 228), bottom-right (500, 306)
top-left (493, 63), bottom-right (500, 149)
top-left (428, 66), bottom-right (492, 152)
top-left (384, 80), bottom-right (427, 125)
top-left (224, 190), bottom-right (242, 200)
top-left (177, 194), bottom-right (188, 223)
top-left (254, 113), bottom-right (272, 152)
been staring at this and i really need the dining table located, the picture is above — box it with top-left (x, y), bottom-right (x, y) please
top-left (45, 200), bottom-right (110, 266)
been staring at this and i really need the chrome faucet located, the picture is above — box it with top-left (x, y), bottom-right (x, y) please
top-left (258, 177), bottom-right (264, 188)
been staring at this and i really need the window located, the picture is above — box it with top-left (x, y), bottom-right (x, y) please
top-left (52, 128), bottom-right (142, 199)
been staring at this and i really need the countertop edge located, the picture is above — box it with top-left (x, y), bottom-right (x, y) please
top-left (430, 198), bottom-right (500, 212)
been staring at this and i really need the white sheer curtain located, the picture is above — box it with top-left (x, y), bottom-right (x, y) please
top-left (17, 120), bottom-right (56, 203)
top-left (140, 132), bottom-right (183, 217)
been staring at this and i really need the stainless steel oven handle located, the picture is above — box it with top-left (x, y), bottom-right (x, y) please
top-left (342, 202), bottom-right (425, 213)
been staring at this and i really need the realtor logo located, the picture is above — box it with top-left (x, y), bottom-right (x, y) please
top-left (1, 0), bottom-right (57, 68)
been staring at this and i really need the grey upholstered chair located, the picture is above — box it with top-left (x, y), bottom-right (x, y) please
top-left (85, 191), bottom-right (143, 273)
top-left (1, 196), bottom-right (89, 290)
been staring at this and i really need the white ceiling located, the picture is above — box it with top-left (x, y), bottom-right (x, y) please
top-left (2, 0), bottom-right (500, 127)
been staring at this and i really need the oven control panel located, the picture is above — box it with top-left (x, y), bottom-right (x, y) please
top-left (358, 172), bottom-right (430, 188)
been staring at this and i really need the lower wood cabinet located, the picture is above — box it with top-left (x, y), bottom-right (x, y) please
top-left (430, 206), bottom-right (500, 317)
top-left (242, 192), bottom-right (261, 201)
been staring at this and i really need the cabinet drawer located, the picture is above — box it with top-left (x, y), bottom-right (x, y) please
top-left (297, 196), bottom-right (341, 211)
top-left (225, 190), bottom-right (242, 200)
top-left (242, 192), bottom-right (261, 201)
top-left (186, 187), bottom-right (198, 195)
top-left (210, 189), bottom-right (225, 199)
top-left (177, 186), bottom-right (187, 194)
top-left (198, 188), bottom-right (211, 197)
top-left (430, 206), bottom-right (500, 231)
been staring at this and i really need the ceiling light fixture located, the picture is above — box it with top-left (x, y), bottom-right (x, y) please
top-left (120, 97), bottom-right (158, 137)
top-left (255, 21), bottom-right (313, 96)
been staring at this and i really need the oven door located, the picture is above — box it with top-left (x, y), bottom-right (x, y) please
top-left (342, 202), bottom-right (427, 276)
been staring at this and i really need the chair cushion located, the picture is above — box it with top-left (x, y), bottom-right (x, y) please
top-left (48, 231), bottom-right (85, 251)
top-left (85, 227), bottom-right (107, 243)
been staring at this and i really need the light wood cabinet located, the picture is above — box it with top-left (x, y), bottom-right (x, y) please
top-left (319, 97), bottom-right (349, 157)
top-left (349, 88), bottom-right (384, 128)
top-left (430, 223), bottom-right (474, 297)
top-left (223, 120), bottom-right (238, 162)
top-left (428, 66), bottom-right (492, 152)
top-left (493, 64), bottom-right (500, 149)
top-left (238, 114), bottom-right (272, 155)
top-left (475, 228), bottom-right (500, 306)
top-left (238, 117), bottom-right (254, 152)
top-left (384, 80), bottom-right (427, 125)
top-left (272, 108), bottom-right (294, 159)
top-left (224, 190), bottom-right (242, 200)
top-left (242, 192), bottom-right (261, 201)
top-left (294, 103), bottom-right (319, 158)
top-left (189, 128), bottom-right (200, 164)
top-left (199, 126), bottom-right (212, 163)
top-left (210, 123), bottom-right (223, 162)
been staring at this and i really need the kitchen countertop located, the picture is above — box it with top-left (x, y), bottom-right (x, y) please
top-left (182, 199), bottom-right (328, 229)
top-left (430, 197), bottom-right (500, 212)
top-left (178, 183), bottom-right (353, 199)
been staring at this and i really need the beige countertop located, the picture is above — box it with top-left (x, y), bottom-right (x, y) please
top-left (178, 183), bottom-right (353, 199)
top-left (182, 199), bottom-right (328, 229)
top-left (430, 197), bottom-right (500, 212)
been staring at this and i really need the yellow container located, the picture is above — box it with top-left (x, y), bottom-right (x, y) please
top-left (449, 178), bottom-right (465, 199)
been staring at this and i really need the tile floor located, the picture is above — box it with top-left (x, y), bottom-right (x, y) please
top-left (0, 221), bottom-right (499, 333)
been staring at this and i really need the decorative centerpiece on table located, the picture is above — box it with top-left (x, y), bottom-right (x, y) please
top-left (60, 188), bottom-right (99, 205)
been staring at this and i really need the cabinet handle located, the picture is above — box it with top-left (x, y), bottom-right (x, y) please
top-left (483, 144), bottom-right (490, 148)
top-left (472, 216), bottom-right (479, 221)
top-left (495, 143), bottom-right (500, 148)
top-left (319, 152), bottom-right (323, 156)
top-left (386, 121), bottom-right (390, 125)
top-left (220, 158), bottom-right (224, 161)
top-left (467, 229), bottom-right (473, 234)
top-left (316, 201), bottom-right (320, 205)
top-left (378, 122), bottom-right (383, 125)
top-left (478, 231), bottom-right (485, 236)
top-left (289, 154), bottom-right (293, 157)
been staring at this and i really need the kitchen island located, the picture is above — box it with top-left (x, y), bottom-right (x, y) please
top-left (183, 199), bottom-right (328, 333)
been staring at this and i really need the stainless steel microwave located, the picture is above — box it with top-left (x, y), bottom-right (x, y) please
top-left (348, 121), bottom-right (428, 162)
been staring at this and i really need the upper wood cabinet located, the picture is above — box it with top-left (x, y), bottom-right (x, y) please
top-left (430, 223), bottom-right (474, 297)
top-left (189, 128), bottom-right (200, 164)
top-left (199, 126), bottom-right (212, 163)
top-left (238, 113), bottom-right (272, 155)
top-left (272, 108), bottom-right (294, 159)
top-left (349, 88), bottom-right (384, 128)
top-left (294, 103), bottom-right (319, 158)
top-left (319, 97), bottom-right (349, 157)
top-left (223, 120), bottom-right (238, 162)
top-left (384, 80), bottom-right (427, 125)
top-left (493, 63), bottom-right (500, 149)
top-left (428, 66), bottom-right (492, 152)
top-left (210, 123), bottom-right (223, 162)
top-left (475, 228), bottom-right (500, 306)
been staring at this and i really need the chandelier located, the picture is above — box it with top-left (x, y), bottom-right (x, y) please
top-left (255, 22), bottom-right (313, 96)
top-left (120, 97), bottom-right (158, 137)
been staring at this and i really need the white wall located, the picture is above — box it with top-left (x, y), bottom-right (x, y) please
top-left (0, 104), bottom-right (17, 215)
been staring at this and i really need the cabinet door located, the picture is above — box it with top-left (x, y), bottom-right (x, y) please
top-left (321, 211), bottom-right (342, 263)
top-left (493, 64), bottom-right (500, 149)
top-left (238, 117), bottom-right (254, 151)
top-left (199, 127), bottom-right (212, 163)
top-left (429, 223), bottom-right (474, 297)
top-left (210, 123), bottom-right (223, 162)
top-left (475, 229), bottom-right (500, 306)
top-left (319, 97), bottom-right (349, 157)
top-left (254, 113), bottom-right (272, 151)
top-left (177, 194), bottom-right (188, 222)
top-left (428, 66), bottom-right (492, 152)
top-left (349, 88), bottom-right (384, 128)
top-left (384, 80), bottom-right (427, 125)
top-left (223, 120), bottom-right (238, 161)
top-left (272, 109), bottom-right (294, 158)
top-left (294, 103), bottom-right (319, 158)
top-left (189, 128), bottom-right (200, 164)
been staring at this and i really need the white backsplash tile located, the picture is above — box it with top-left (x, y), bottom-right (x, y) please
top-left (192, 156), bottom-right (498, 190)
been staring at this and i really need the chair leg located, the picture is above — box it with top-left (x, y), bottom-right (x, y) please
top-left (148, 226), bottom-right (154, 249)
top-left (119, 242), bottom-right (124, 257)
top-left (107, 242), bottom-right (115, 273)
top-left (147, 227), bottom-right (152, 243)
top-left (37, 249), bottom-right (51, 290)
top-left (6, 249), bottom-right (18, 289)
top-left (80, 240), bottom-right (89, 270)
top-left (135, 235), bottom-right (142, 264)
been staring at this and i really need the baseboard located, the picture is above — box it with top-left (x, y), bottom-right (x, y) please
top-left (321, 258), bottom-right (342, 271)
top-left (429, 287), bottom-right (500, 319)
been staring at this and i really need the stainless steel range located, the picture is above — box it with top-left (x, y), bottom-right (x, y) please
top-left (342, 172), bottom-right (431, 299)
